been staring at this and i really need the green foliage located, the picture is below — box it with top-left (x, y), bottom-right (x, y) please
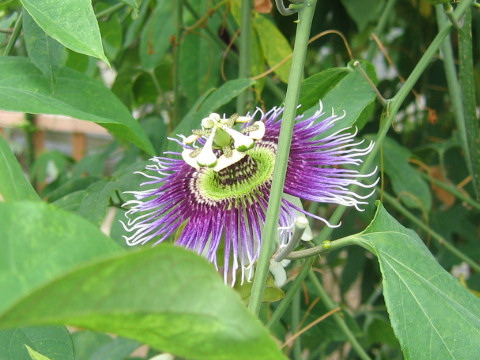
top-left (358, 203), bottom-right (480, 359)
top-left (0, 0), bottom-right (479, 359)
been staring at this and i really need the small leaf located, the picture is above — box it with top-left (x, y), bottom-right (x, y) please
top-left (0, 326), bottom-right (74, 360)
top-left (298, 67), bottom-right (350, 113)
top-left (340, 0), bottom-right (384, 31)
top-left (303, 60), bottom-right (377, 136)
top-left (139, 1), bottom-right (175, 70)
top-left (20, 0), bottom-right (107, 63)
top-left (0, 134), bottom-right (40, 202)
top-left (382, 137), bottom-right (431, 212)
top-left (357, 202), bottom-right (480, 360)
top-left (22, 9), bottom-right (66, 84)
top-left (0, 57), bottom-right (154, 155)
top-left (253, 15), bottom-right (292, 83)
top-left (25, 345), bottom-right (51, 360)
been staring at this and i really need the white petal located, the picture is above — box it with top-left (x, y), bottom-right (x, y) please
top-left (212, 150), bottom-right (246, 172)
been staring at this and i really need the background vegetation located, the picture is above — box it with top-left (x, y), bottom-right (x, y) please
top-left (0, 0), bottom-right (479, 359)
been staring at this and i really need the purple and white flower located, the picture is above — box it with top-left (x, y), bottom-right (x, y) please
top-left (122, 105), bottom-right (377, 285)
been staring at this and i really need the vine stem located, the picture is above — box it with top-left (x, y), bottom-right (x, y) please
top-left (316, 0), bottom-right (475, 244)
top-left (266, 257), bottom-right (315, 329)
top-left (3, 12), bottom-right (23, 56)
top-left (236, 0), bottom-right (252, 113)
top-left (248, 0), bottom-right (318, 315)
top-left (458, 6), bottom-right (480, 199)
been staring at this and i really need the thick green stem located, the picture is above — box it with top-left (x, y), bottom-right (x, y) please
top-left (382, 190), bottom-right (480, 272)
top-left (248, 0), bottom-right (317, 315)
top-left (172, 0), bottom-right (184, 128)
top-left (267, 258), bottom-right (315, 329)
top-left (3, 12), bottom-right (23, 56)
top-left (237, 0), bottom-right (252, 113)
top-left (458, 6), bottom-right (480, 199)
top-left (316, 0), bottom-right (474, 244)
top-left (435, 5), bottom-right (467, 159)
top-left (288, 236), bottom-right (360, 260)
top-left (292, 290), bottom-right (302, 359)
top-left (308, 272), bottom-right (372, 360)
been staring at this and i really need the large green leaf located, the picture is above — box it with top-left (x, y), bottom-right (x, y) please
top-left (22, 9), bottom-right (66, 84)
top-left (0, 201), bottom-right (285, 360)
top-left (0, 135), bottom-right (40, 202)
top-left (0, 57), bottom-right (154, 155)
top-left (0, 326), bottom-right (74, 360)
top-left (253, 15), bottom-right (292, 83)
top-left (20, 0), bottom-right (107, 63)
top-left (357, 203), bottom-right (480, 360)
top-left (0, 202), bottom-right (123, 313)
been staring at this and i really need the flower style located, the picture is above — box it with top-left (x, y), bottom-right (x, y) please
top-left (122, 105), bottom-right (377, 285)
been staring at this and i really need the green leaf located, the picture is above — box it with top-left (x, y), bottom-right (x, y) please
top-left (303, 60), bottom-right (377, 136)
top-left (382, 137), bottom-right (432, 212)
top-left (0, 57), bottom-right (155, 155)
top-left (22, 9), bottom-right (66, 84)
top-left (253, 15), bottom-right (292, 83)
top-left (180, 32), bottom-right (222, 109)
top-left (0, 202), bottom-right (123, 315)
top-left (139, 1), bottom-right (175, 70)
top-left (0, 134), bottom-right (40, 202)
top-left (298, 67), bottom-right (350, 113)
top-left (26, 345), bottom-right (52, 360)
top-left (0, 245), bottom-right (286, 360)
top-left (20, 0), bottom-right (107, 63)
top-left (166, 79), bottom-right (256, 152)
top-left (0, 326), bottom-right (74, 360)
top-left (71, 331), bottom-right (112, 360)
top-left (340, 0), bottom-right (384, 31)
top-left (358, 202), bottom-right (480, 360)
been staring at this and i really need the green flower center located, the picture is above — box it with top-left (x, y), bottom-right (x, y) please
top-left (197, 143), bottom-right (276, 202)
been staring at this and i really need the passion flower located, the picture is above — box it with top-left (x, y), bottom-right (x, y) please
top-left (122, 105), bottom-right (377, 285)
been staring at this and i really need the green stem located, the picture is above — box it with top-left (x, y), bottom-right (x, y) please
top-left (172, 0), bottom-right (184, 128)
top-left (366, 0), bottom-right (398, 61)
top-left (435, 5), bottom-right (467, 160)
top-left (95, 2), bottom-right (126, 19)
top-left (458, 6), bottom-right (480, 200)
top-left (381, 190), bottom-right (480, 272)
top-left (316, 0), bottom-right (474, 244)
top-left (418, 171), bottom-right (480, 212)
top-left (267, 258), bottom-right (315, 329)
top-left (308, 272), bottom-right (372, 360)
top-left (3, 11), bottom-right (23, 56)
top-left (237, 0), bottom-right (252, 113)
top-left (248, 0), bottom-right (317, 315)
top-left (288, 236), bottom-right (360, 260)
top-left (292, 290), bottom-right (302, 360)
